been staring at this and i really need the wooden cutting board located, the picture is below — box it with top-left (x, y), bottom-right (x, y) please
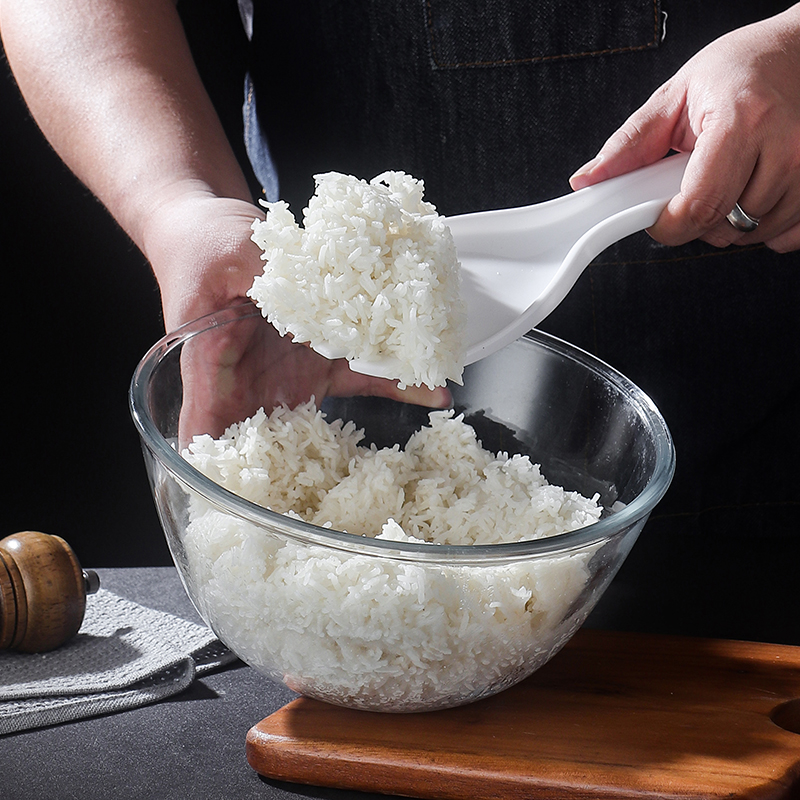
top-left (246, 629), bottom-right (800, 799)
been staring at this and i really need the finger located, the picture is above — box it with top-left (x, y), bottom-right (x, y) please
top-left (727, 152), bottom-right (800, 244)
top-left (678, 147), bottom-right (797, 248)
top-left (392, 383), bottom-right (453, 408)
top-left (570, 83), bottom-right (682, 190)
top-left (326, 363), bottom-right (453, 408)
top-left (647, 129), bottom-right (759, 246)
top-left (750, 185), bottom-right (800, 250)
top-left (765, 215), bottom-right (800, 252)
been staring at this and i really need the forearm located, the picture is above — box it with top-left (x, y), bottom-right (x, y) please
top-left (0, 0), bottom-right (251, 253)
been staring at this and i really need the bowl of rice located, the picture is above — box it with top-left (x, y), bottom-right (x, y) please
top-left (130, 302), bottom-right (674, 713)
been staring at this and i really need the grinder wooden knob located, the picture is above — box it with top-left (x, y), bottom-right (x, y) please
top-left (0, 531), bottom-right (100, 653)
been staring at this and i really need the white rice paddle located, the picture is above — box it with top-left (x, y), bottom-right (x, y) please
top-left (349, 152), bottom-right (689, 379)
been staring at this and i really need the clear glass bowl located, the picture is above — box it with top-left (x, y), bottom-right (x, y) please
top-left (130, 303), bottom-right (674, 712)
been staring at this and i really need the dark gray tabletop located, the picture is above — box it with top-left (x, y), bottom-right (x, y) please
top-left (2, 557), bottom-right (798, 800)
top-left (0, 568), bottom-right (391, 800)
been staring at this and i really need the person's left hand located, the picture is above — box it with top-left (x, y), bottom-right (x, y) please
top-left (569, 5), bottom-right (800, 253)
top-left (141, 189), bottom-right (451, 441)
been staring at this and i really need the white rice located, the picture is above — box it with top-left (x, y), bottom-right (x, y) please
top-left (181, 402), bottom-right (603, 711)
top-left (248, 171), bottom-right (466, 389)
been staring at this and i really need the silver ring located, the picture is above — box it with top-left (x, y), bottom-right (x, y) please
top-left (726, 202), bottom-right (760, 233)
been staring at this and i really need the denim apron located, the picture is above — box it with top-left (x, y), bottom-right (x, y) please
top-left (239, 1), bottom-right (799, 640)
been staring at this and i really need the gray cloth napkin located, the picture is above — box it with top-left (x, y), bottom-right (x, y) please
top-left (0, 588), bottom-right (236, 735)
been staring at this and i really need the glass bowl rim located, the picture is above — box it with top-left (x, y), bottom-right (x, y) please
top-left (129, 303), bottom-right (675, 564)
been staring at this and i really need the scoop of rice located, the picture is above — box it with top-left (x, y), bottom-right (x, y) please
top-left (248, 171), bottom-right (466, 389)
top-left (180, 403), bottom-right (603, 710)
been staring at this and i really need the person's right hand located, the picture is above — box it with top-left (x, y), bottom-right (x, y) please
top-left (140, 189), bottom-right (451, 440)
top-left (569, 5), bottom-right (800, 253)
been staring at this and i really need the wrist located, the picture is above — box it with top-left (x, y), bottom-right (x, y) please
top-left (139, 188), bottom-right (264, 331)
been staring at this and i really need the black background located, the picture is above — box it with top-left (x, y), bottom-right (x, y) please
top-left (1, 4), bottom-right (798, 647)
top-left (0, 2), bottom-right (249, 567)
top-left (1, 48), bottom-right (168, 566)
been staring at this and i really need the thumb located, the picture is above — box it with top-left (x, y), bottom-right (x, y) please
top-left (569, 84), bottom-right (685, 190)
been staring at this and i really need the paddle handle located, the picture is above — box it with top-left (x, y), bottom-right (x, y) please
top-left (573, 151), bottom-right (690, 224)
top-left (448, 153), bottom-right (690, 258)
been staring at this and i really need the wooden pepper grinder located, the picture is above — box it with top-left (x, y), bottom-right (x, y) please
top-left (0, 531), bottom-right (100, 653)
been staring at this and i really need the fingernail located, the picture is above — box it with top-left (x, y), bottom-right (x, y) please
top-left (569, 155), bottom-right (603, 186)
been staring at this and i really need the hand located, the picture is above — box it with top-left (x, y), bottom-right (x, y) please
top-left (140, 190), bottom-right (451, 440)
top-left (569, 6), bottom-right (800, 252)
